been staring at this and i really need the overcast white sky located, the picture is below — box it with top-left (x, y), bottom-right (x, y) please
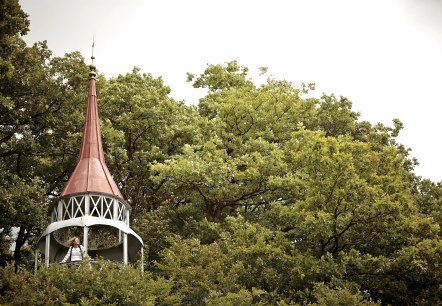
top-left (19, 0), bottom-right (442, 182)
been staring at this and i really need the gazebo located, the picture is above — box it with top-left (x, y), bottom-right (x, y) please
top-left (36, 57), bottom-right (143, 269)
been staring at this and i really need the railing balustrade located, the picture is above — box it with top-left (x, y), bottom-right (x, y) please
top-left (51, 193), bottom-right (130, 224)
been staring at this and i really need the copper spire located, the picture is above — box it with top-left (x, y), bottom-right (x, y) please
top-left (61, 50), bottom-right (123, 199)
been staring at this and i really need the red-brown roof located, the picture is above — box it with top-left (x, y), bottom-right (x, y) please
top-left (60, 70), bottom-right (123, 199)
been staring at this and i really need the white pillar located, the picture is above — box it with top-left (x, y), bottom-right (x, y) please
top-left (123, 233), bottom-right (128, 264)
top-left (85, 194), bottom-right (90, 216)
top-left (84, 195), bottom-right (90, 255)
top-left (125, 209), bottom-right (130, 225)
top-left (113, 198), bottom-right (118, 220)
top-left (34, 249), bottom-right (39, 273)
top-left (141, 246), bottom-right (144, 276)
top-left (58, 201), bottom-right (62, 221)
top-left (45, 234), bottom-right (50, 267)
top-left (83, 226), bottom-right (89, 255)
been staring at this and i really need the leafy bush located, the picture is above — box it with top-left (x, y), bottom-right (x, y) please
top-left (0, 261), bottom-right (178, 306)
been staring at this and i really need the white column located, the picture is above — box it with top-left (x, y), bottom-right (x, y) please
top-left (113, 198), bottom-right (118, 220)
top-left (85, 194), bottom-right (90, 216)
top-left (125, 209), bottom-right (130, 225)
top-left (71, 198), bottom-right (74, 219)
top-left (141, 246), bottom-right (144, 276)
top-left (83, 226), bottom-right (89, 255)
top-left (34, 249), bottom-right (39, 273)
top-left (123, 233), bottom-right (128, 264)
top-left (58, 201), bottom-right (63, 221)
top-left (45, 234), bottom-right (50, 267)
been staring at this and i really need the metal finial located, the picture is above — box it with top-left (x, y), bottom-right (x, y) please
top-left (91, 37), bottom-right (95, 65)
top-left (89, 37), bottom-right (97, 79)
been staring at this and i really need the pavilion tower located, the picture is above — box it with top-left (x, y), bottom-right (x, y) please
top-left (37, 56), bottom-right (143, 268)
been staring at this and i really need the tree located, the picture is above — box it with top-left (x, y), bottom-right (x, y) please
top-left (98, 68), bottom-right (203, 215)
top-left (152, 62), bottom-right (415, 225)
top-left (0, 0), bottom-right (89, 266)
top-left (150, 61), bottom-right (440, 304)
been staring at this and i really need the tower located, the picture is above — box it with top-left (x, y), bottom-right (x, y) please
top-left (36, 55), bottom-right (143, 268)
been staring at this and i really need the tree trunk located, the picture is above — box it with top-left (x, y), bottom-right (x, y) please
top-left (13, 226), bottom-right (29, 272)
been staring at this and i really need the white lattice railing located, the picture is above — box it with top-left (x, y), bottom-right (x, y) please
top-left (51, 193), bottom-right (130, 224)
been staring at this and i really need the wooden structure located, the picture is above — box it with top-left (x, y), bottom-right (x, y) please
top-left (36, 59), bottom-right (143, 269)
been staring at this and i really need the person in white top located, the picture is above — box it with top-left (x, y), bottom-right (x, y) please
top-left (60, 237), bottom-right (86, 263)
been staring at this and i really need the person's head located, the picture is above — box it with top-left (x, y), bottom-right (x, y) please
top-left (69, 237), bottom-right (80, 247)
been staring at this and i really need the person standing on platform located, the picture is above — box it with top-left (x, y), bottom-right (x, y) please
top-left (60, 237), bottom-right (86, 263)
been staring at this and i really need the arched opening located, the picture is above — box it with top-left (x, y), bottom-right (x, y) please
top-left (36, 193), bottom-right (144, 271)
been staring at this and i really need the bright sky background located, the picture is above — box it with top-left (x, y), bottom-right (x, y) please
top-left (19, 0), bottom-right (442, 182)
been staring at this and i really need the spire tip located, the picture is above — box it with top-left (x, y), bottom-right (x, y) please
top-left (89, 38), bottom-right (96, 79)
top-left (91, 37), bottom-right (95, 64)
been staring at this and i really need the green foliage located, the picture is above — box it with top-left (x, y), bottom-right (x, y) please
top-left (413, 178), bottom-right (442, 233)
top-left (0, 0), bottom-right (88, 265)
top-left (310, 282), bottom-right (380, 306)
top-left (153, 217), bottom-right (385, 305)
top-left (187, 60), bottom-right (253, 92)
top-left (205, 289), bottom-right (254, 306)
top-left (0, 261), bottom-right (178, 305)
top-left (99, 67), bottom-right (202, 214)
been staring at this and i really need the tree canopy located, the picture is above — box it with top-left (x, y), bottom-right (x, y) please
top-left (1, 1), bottom-right (441, 305)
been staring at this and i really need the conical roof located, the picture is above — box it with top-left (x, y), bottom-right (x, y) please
top-left (60, 66), bottom-right (123, 199)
